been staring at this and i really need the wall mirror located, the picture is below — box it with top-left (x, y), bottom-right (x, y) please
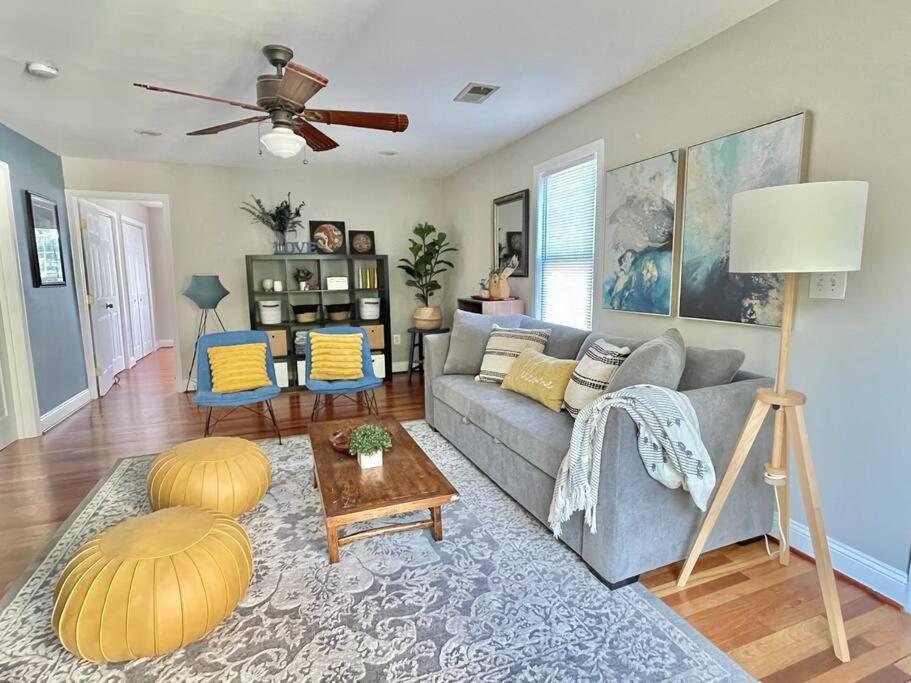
top-left (492, 189), bottom-right (529, 278)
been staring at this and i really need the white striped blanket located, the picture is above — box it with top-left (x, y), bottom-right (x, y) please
top-left (548, 384), bottom-right (716, 538)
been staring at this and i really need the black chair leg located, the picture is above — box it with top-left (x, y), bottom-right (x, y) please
top-left (266, 400), bottom-right (282, 444)
top-left (204, 407), bottom-right (213, 436)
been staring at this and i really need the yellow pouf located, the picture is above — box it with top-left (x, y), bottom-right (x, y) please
top-left (147, 437), bottom-right (270, 517)
top-left (52, 507), bottom-right (253, 662)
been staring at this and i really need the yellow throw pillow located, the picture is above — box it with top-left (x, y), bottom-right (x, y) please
top-left (309, 333), bottom-right (364, 380)
top-left (501, 348), bottom-right (578, 412)
top-left (207, 343), bottom-right (272, 393)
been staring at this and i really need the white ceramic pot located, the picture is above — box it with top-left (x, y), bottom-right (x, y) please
top-left (298, 281), bottom-right (308, 291)
top-left (357, 450), bottom-right (383, 469)
top-left (413, 306), bottom-right (442, 330)
top-left (262, 278), bottom-right (273, 292)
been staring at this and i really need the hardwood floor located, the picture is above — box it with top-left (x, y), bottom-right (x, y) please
top-left (1, 348), bottom-right (908, 681)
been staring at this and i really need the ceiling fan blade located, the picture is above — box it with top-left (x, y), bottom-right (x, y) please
top-left (187, 115), bottom-right (269, 136)
top-left (302, 109), bottom-right (409, 132)
top-left (294, 121), bottom-right (339, 152)
top-left (277, 63), bottom-right (328, 109)
top-left (133, 83), bottom-right (264, 112)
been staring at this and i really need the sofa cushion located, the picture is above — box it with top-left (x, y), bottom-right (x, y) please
top-left (607, 328), bottom-right (686, 392)
top-left (519, 316), bottom-right (589, 360)
top-left (432, 375), bottom-right (573, 478)
top-left (443, 310), bottom-right (524, 375)
top-left (576, 332), bottom-right (644, 360)
top-left (501, 348), bottom-right (578, 412)
top-left (477, 325), bottom-right (550, 383)
top-left (563, 339), bottom-right (631, 418)
top-left (678, 347), bottom-right (746, 391)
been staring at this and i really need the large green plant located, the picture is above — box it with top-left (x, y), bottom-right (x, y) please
top-left (239, 193), bottom-right (305, 245)
top-left (397, 222), bottom-right (457, 306)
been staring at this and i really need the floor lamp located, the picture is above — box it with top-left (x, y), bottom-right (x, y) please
top-left (183, 274), bottom-right (229, 392)
top-left (676, 181), bottom-right (869, 663)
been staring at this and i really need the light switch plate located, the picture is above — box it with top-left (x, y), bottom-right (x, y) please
top-left (809, 272), bottom-right (847, 300)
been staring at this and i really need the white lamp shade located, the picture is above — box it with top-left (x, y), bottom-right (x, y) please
top-left (260, 126), bottom-right (305, 159)
top-left (729, 181), bottom-right (868, 273)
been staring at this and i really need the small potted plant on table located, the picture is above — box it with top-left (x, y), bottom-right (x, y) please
top-left (348, 423), bottom-right (393, 469)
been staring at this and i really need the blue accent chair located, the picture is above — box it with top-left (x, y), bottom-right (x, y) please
top-left (193, 330), bottom-right (282, 443)
top-left (305, 326), bottom-right (383, 421)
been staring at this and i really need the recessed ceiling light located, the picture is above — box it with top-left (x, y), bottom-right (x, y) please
top-left (134, 129), bottom-right (163, 137)
top-left (25, 61), bottom-right (59, 79)
top-left (454, 82), bottom-right (499, 104)
top-left (378, 150), bottom-right (399, 156)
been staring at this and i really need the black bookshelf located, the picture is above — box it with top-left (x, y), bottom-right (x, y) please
top-left (245, 253), bottom-right (393, 391)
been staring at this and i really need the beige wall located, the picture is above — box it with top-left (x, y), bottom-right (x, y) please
top-left (62, 159), bottom-right (445, 379)
top-left (443, 0), bottom-right (911, 575)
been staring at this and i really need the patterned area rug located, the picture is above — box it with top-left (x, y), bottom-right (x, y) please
top-left (0, 421), bottom-right (751, 682)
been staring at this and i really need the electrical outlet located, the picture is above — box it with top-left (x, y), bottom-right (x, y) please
top-left (393, 334), bottom-right (401, 345)
top-left (809, 272), bottom-right (847, 300)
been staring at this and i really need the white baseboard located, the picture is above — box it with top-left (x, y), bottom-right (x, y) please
top-left (40, 388), bottom-right (91, 433)
top-left (391, 361), bottom-right (409, 373)
top-left (772, 513), bottom-right (908, 609)
top-left (156, 339), bottom-right (174, 349)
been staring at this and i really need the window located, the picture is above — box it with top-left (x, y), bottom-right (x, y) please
top-left (534, 143), bottom-right (601, 329)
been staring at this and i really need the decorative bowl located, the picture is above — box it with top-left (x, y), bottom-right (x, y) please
top-left (329, 430), bottom-right (350, 454)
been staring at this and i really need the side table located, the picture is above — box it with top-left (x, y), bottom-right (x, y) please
top-left (407, 327), bottom-right (450, 381)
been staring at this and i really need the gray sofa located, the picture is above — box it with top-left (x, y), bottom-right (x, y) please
top-left (424, 313), bottom-right (774, 587)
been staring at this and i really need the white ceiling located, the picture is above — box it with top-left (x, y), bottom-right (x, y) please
top-left (0, 0), bottom-right (777, 178)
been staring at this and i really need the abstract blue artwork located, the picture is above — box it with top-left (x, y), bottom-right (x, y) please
top-left (602, 150), bottom-right (679, 316)
top-left (679, 113), bottom-right (806, 326)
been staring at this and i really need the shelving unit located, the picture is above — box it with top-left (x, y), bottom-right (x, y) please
top-left (245, 253), bottom-right (392, 392)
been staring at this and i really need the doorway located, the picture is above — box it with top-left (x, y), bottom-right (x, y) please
top-left (67, 192), bottom-right (181, 399)
top-left (121, 216), bottom-right (155, 364)
top-left (0, 160), bottom-right (41, 445)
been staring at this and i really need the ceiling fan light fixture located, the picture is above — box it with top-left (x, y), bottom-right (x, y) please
top-left (260, 125), bottom-right (304, 158)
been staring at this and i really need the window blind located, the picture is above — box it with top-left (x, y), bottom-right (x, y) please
top-left (536, 155), bottom-right (597, 329)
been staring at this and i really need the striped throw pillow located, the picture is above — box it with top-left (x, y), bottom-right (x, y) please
top-left (476, 325), bottom-right (550, 383)
top-left (563, 339), bottom-right (631, 417)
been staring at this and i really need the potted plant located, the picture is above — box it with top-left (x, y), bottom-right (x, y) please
top-left (295, 267), bottom-right (315, 291)
top-left (240, 193), bottom-right (306, 252)
top-left (397, 222), bottom-right (458, 329)
top-left (348, 423), bottom-right (393, 469)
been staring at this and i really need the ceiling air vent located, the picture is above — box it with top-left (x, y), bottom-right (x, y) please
top-left (454, 82), bottom-right (500, 104)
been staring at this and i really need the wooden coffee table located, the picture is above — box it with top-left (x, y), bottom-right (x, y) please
top-left (309, 416), bottom-right (460, 564)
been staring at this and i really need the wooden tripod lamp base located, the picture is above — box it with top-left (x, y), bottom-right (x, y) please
top-left (675, 385), bottom-right (850, 662)
top-left (674, 180), bottom-right (870, 665)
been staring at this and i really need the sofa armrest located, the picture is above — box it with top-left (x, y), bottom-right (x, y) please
top-left (423, 332), bottom-right (451, 428)
top-left (682, 376), bottom-right (774, 473)
top-left (582, 376), bottom-right (774, 583)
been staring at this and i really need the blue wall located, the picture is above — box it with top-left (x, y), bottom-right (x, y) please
top-left (0, 122), bottom-right (87, 414)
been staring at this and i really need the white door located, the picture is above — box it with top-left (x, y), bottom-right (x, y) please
top-left (122, 220), bottom-right (154, 361)
top-left (0, 301), bottom-right (18, 450)
top-left (79, 200), bottom-right (125, 395)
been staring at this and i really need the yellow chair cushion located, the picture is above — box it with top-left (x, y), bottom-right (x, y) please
top-left (207, 343), bottom-right (272, 393)
top-left (501, 348), bottom-right (578, 412)
top-left (309, 332), bottom-right (364, 380)
top-left (148, 437), bottom-right (270, 517)
top-left (52, 506), bottom-right (253, 663)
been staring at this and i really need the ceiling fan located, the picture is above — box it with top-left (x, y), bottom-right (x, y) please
top-left (133, 44), bottom-right (409, 159)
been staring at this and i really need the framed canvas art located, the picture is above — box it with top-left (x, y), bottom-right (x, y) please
top-left (26, 191), bottom-right (66, 287)
top-left (601, 150), bottom-right (681, 316)
top-left (309, 221), bottom-right (347, 254)
top-left (678, 112), bottom-right (807, 326)
top-left (349, 230), bottom-right (376, 255)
